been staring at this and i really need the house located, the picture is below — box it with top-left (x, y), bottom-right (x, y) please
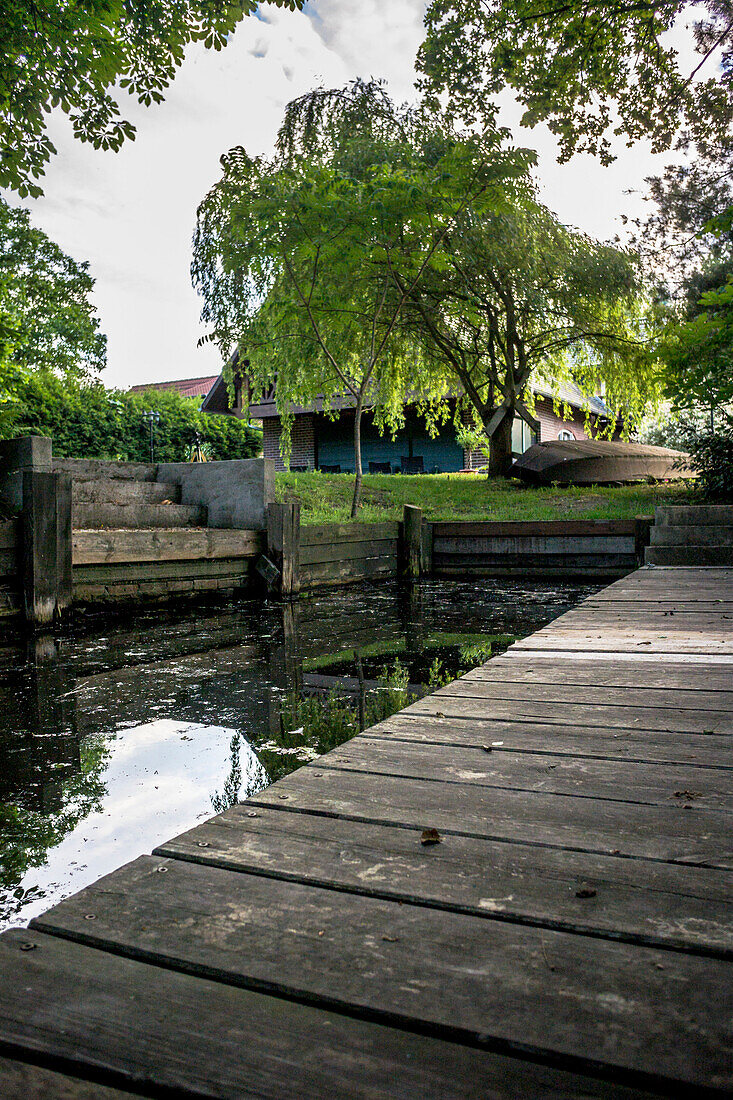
top-left (202, 370), bottom-right (619, 473)
top-left (128, 375), bottom-right (220, 400)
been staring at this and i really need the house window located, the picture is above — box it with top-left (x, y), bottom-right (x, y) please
top-left (558, 429), bottom-right (575, 441)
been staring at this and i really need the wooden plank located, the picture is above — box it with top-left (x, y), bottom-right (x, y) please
top-left (0, 1056), bottom-right (141, 1099)
top-left (365, 712), bottom-right (732, 769)
top-left (158, 802), bottom-right (733, 956)
top-left (299, 538), bottom-right (398, 567)
top-left (0, 930), bottom-right (560, 1100)
top-left (300, 555), bottom-right (397, 588)
top-left (433, 521), bottom-right (637, 537)
top-left (300, 521), bottom-right (399, 546)
top-left (72, 558), bottom-right (254, 584)
top-left (433, 536), bottom-right (635, 555)
top-left (31, 857), bottom-right (733, 1093)
top-left (247, 767), bottom-right (733, 865)
top-left (511, 631), bottom-right (733, 656)
top-left (443, 676), bottom-right (733, 712)
top-left (0, 520), bottom-right (19, 551)
top-left (468, 656), bottom-right (733, 692)
top-left (319, 735), bottom-right (733, 810)
top-left (0, 549), bottom-right (18, 575)
top-left (434, 562), bottom-right (632, 578)
top-left (72, 528), bottom-right (262, 565)
top-left (403, 691), bottom-right (733, 734)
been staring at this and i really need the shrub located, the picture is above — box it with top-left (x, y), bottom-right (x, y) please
top-left (0, 370), bottom-right (262, 462)
top-left (686, 427), bottom-right (733, 501)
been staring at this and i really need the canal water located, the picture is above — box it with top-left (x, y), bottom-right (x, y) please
top-left (0, 578), bottom-right (599, 931)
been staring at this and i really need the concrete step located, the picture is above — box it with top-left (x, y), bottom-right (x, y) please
top-left (72, 503), bottom-right (207, 530)
top-left (650, 525), bottom-right (733, 547)
top-left (645, 545), bottom-right (733, 566)
top-left (54, 458), bottom-right (158, 482)
top-left (72, 479), bottom-right (181, 505)
top-left (655, 505), bottom-right (733, 526)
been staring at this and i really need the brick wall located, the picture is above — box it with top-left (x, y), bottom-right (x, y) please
top-left (263, 415), bottom-right (316, 471)
top-left (535, 398), bottom-right (589, 442)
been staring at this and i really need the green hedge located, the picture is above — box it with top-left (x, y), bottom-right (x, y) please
top-left (0, 371), bottom-right (262, 462)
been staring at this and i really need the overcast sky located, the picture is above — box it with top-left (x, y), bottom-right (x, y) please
top-left (11, 0), bottom-right (679, 390)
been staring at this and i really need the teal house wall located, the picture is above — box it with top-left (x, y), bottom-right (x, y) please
top-left (316, 410), bottom-right (464, 473)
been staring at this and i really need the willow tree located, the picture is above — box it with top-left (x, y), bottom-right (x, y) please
top-left (390, 194), bottom-right (661, 474)
top-left (192, 81), bottom-right (530, 513)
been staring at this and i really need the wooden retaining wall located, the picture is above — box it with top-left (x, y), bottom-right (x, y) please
top-left (72, 528), bottom-right (264, 603)
top-left (267, 505), bottom-right (651, 595)
top-left (431, 519), bottom-right (650, 579)
top-left (299, 522), bottom-right (400, 589)
top-left (0, 520), bottom-right (20, 617)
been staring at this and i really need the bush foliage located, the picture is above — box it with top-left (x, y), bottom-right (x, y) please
top-left (686, 428), bottom-right (733, 502)
top-left (0, 371), bottom-right (261, 462)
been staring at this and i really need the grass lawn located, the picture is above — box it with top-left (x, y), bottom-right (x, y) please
top-left (276, 470), bottom-right (695, 525)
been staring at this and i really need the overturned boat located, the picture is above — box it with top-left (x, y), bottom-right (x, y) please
top-left (512, 439), bottom-right (695, 486)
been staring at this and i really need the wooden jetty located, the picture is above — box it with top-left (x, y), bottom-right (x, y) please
top-left (0, 565), bottom-right (731, 1098)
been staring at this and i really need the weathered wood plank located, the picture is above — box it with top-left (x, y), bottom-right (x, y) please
top-left (433, 521), bottom-right (638, 537)
top-left (434, 536), bottom-right (635, 555)
top-left (72, 557), bottom-right (254, 584)
top-left (319, 735), bottom-right (733, 810)
top-left (0, 1057), bottom-right (141, 1100)
top-left (300, 521), bottom-right (399, 546)
top-left (299, 538), bottom-right (398, 567)
top-left (247, 767), bottom-right (733, 865)
top-left (0, 549), bottom-right (18, 575)
top-left (0, 520), bottom-right (19, 551)
top-left (368, 712), bottom-right (732, 767)
top-left (442, 676), bottom-right (733, 712)
top-left (466, 656), bottom-right (733, 692)
top-left (0, 930), bottom-right (558, 1100)
top-left (403, 691), bottom-right (733, 734)
top-left (158, 803), bottom-right (733, 956)
top-left (72, 528), bottom-right (262, 565)
top-left (434, 562), bottom-right (632, 578)
top-left (511, 630), bottom-right (733, 656)
top-left (301, 555), bottom-right (397, 588)
top-left (31, 857), bottom-right (733, 1093)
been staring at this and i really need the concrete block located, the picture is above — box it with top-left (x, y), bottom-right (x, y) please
top-left (650, 525), bottom-right (733, 547)
top-left (655, 505), bottom-right (733, 526)
top-left (645, 545), bottom-right (733, 566)
top-left (157, 458), bottom-right (273, 530)
top-left (72, 479), bottom-right (181, 505)
top-left (72, 503), bottom-right (207, 529)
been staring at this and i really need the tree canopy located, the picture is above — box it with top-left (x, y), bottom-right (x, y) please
top-left (192, 81), bottom-right (531, 511)
top-left (0, 0), bottom-right (303, 197)
top-left (194, 81), bottom-right (664, 489)
top-left (0, 200), bottom-right (106, 433)
top-left (394, 191), bottom-right (660, 474)
top-left (418, 1), bottom-right (733, 165)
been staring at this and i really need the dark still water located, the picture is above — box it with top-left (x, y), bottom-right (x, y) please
top-left (0, 578), bottom-right (599, 930)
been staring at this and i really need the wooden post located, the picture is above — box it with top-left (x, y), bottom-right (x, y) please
top-left (402, 505), bottom-right (423, 579)
top-left (420, 521), bottom-right (433, 576)
top-left (634, 515), bottom-right (653, 565)
top-left (22, 470), bottom-right (72, 626)
top-left (267, 501), bottom-right (300, 598)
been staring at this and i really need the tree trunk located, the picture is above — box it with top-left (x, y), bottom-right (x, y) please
top-left (350, 398), bottom-right (365, 518)
top-left (487, 409), bottom-right (514, 477)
